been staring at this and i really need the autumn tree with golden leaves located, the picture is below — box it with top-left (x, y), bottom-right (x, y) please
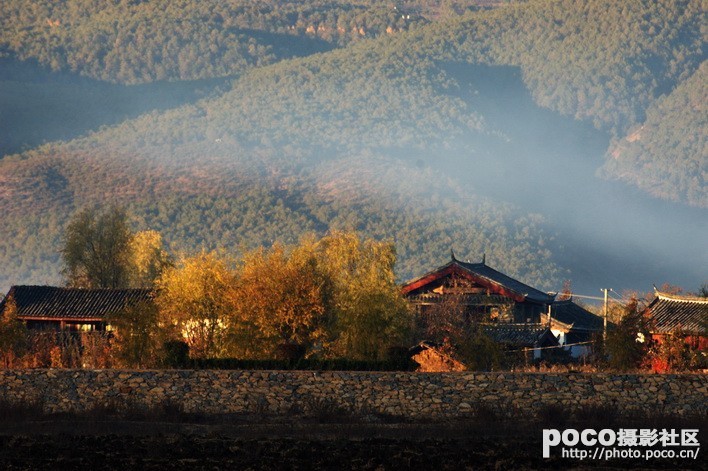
top-left (155, 252), bottom-right (236, 359)
top-left (229, 242), bottom-right (332, 360)
top-left (314, 231), bottom-right (411, 360)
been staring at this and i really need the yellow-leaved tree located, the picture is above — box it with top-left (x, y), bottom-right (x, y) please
top-left (128, 230), bottom-right (172, 288)
top-left (106, 299), bottom-right (163, 368)
top-left (155, 252), bottom-right (236, 359)
top-left (0, 297), bottom-right (28, 368)
top-left (314, 231), bottom-right (412, 360)
top-left (229, 241), bottom-right (333, 360)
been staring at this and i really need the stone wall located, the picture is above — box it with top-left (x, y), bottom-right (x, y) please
top-left (0, 370), bottom-right (705, 418)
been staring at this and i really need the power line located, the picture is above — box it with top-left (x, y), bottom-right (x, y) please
top-left (555, 293), bottom-right (611, 302)
top-left (552, 291), bottom-right (630, 303)
top-left (609, 288), bottom-right (632, 302)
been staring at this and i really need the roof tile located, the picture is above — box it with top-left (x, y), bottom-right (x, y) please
top-left (1, 285), bottom-right (153, 320)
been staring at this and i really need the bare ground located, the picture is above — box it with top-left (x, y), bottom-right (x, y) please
top-left (1, 410), bottom-right (704, 470)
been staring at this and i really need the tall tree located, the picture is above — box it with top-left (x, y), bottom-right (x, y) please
top-left (605, 298), bottom-right (650, 371)
top-left (155, 252), bottom-right (236, 359)
top-left (128, 230), bottom-right (172, 288)
top-left (229, 242), bottom-right (332, 359)
top-left (314, 231), bottom-right (412, 360)
top-left (61, 206), bottom-right (133, 288)
top-left (106, 299), bottom-right (163, 368)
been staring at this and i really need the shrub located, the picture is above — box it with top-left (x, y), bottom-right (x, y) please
top-left (163, 340), bottom-right (190, 368)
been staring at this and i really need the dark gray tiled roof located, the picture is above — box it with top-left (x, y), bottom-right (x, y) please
top-left (454, 260), bottom-right (554, 303)
top-left (1, 285), bottom-right (153, 320)
top-left (550, 299), bottom-right (604, 331)
top-left (481, 324), bottom-right (558, 347)
top-left (646, 292), bottom-right (708, 335)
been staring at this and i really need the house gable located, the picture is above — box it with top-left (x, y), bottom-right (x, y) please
top-left (401, 255), bottom-right (554, 305)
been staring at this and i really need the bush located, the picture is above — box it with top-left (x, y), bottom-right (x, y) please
top-left (646, 330), bottom-right (707, 372)
top-left (187, 357), bottom-right (417, 371)
top-left (162, 340), bottom-right (190, 368)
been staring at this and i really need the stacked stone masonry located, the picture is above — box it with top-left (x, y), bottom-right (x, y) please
top-left (0, 370), bottom-right (705, 418)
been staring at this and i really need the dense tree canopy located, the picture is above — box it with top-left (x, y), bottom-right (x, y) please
top-left (313, 231), bottom-right (412, 360)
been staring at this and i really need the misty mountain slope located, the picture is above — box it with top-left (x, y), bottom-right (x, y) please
top-left (3, 0), bottom-right (704, 202)
top-left (601, 61), bottom-right (707, 208)
top-left (1, 0), bottom-right (706, 292)
top-left (0, 154), bottom-right (564, 292)
top-left (0, 34), bottom-right (538, 287)
top-left (0, 58), bottom-right (230, 157)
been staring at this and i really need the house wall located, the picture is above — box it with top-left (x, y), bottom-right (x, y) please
top-left (551, 329), bottom-right (593, 359)
top-left (24, 320), bottom-right (105, 331)
top-left (0, 370), bottom-right (705, 418)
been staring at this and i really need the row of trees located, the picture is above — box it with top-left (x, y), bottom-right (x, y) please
top-left (58, 206), bottom-right (412, 366)
top-left (3, 206), bottom-right (703, 371)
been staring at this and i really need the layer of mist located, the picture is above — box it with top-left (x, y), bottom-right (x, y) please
top-left (1, 58), bottom-right (705, 298)
top-left (433, 64), bottom-right (707, 295)
top-left (0, 58), bottom-right (229, 157)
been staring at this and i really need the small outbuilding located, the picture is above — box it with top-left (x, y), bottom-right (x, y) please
top-left (481, 323), bottom-right (559, 360)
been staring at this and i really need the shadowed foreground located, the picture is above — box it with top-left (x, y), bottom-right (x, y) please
top-left (0, 402), bottom-right (704, 470)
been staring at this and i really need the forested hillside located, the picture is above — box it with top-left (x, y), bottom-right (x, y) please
top-left (602, 62), bottom-right (707, 208)
top-left (0, 0), bottom-right (705, 294)
top-left (0, 0), bottom-right (417, 84)
top-left (1, 0), bottom-right (499, 84)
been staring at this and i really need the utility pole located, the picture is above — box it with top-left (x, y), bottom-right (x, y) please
top-left (600, 288), bottom-right (610, 344)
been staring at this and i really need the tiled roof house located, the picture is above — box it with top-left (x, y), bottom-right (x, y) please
top-left (0, 285), bottom-right (153, 331)
top-left (401, 252), bottom-right (556, 324)
top-left (644, 291), bottom-right (707, 350)
top-left (402, 253), bottom-right (560, 360)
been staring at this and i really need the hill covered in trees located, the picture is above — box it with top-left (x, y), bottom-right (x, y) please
top-left (0, 0), bottom-right (705, 294)
top-left (0, 0), bottom-right (426, 84)
top-left (602, 61), bottom-right (707, 207)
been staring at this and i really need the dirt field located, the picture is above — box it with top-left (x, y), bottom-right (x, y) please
top-left (1, 410), bottom-right (704, 470)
